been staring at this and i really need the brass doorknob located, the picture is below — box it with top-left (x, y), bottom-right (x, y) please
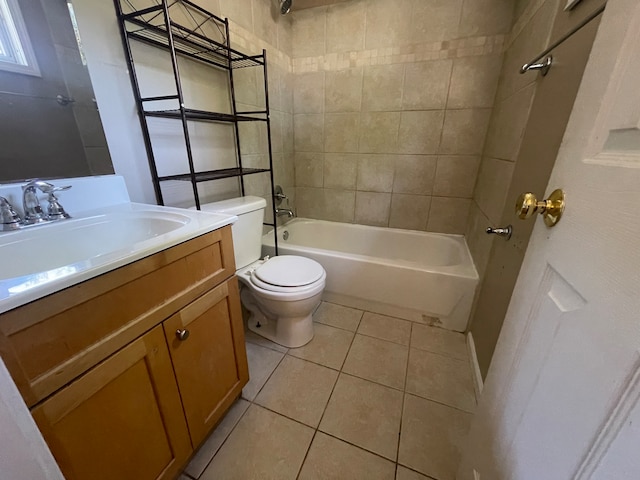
top-left (515, 189), bottom-right (565, 227)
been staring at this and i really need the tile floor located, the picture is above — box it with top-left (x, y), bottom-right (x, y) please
top-left (181, 302), bottom-right (476, 480)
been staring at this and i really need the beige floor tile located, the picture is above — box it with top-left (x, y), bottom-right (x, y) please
top-left (201, 405), bottom-right (314, 480)
top-left (411, 324), bottom-right (467, 360)
top-left (399, 394), bottom-right (472, 480)
top-left (255, 356), bottom-right (338, 427)
top-left (288, 323), bottom-right (354, 370)
top-left (358, 312), bottom-right (412, 345)
top-left (342, 334), bottom-right (408, 390)
top-left (406, 349), bottom-right (476, 413)
top-left (313, 302), bottom-right (363, 332)
top-left (319, 374), bottom-right (403, 461)
top-left (298, 432), bottom-right (396, 480)
top-left (242, 342), bottom-right (285, 401)
top-left (184, 399), bottom-right (250, 478)
top-left (245, 328), bottom-right (289, 354)
top-left (395, 465), bottom-right (434, 480)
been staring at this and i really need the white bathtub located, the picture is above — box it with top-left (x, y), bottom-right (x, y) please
top-left (262, 218), bottom-right (479, 332)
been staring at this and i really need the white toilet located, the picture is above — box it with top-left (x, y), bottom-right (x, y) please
top-left (200, 196), bottom-right (325, 348)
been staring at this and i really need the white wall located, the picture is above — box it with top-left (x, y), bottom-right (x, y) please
top-left (0, 358), bottom-right (64, 480)
top-left (72, 0), bottom-right (156, 204)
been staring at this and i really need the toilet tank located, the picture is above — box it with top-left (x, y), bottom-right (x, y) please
top-left (199, 196), bottom-right (267, 269)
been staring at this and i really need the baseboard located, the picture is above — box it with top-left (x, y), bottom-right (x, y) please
top-left (466, 332), bottom-right (484, 401)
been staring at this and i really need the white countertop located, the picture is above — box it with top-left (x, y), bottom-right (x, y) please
top-left (0, 176), bottom-right (236, 314)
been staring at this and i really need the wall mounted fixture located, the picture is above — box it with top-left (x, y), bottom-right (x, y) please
top-left (520, 56), bottom-right (553, 75)
top-left (486, 225), bottom-right (513, 240)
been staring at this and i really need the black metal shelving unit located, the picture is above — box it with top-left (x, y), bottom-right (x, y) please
top-left (114, 0), bottom-right (278, 253)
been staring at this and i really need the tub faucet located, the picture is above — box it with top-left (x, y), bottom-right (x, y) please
top-left (275, 207), bottom-right (294, 218)
top-left (22, 179), bottom-right (71, 224)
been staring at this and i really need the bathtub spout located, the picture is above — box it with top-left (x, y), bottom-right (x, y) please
top-left (275, 207), bottom-right (295, 218)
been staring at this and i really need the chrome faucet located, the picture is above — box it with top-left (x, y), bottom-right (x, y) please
top-left (275, 207), bottom-right (294, 218)
top-left (22, 180), bottom-right (71, 225)
top-left (0, 196), bottom-right (23, 231)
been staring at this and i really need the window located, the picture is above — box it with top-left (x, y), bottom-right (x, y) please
top-left (0, 0), bottom-right (40, 76)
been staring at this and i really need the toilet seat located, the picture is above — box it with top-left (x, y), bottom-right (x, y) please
top-left (236, 256), bottom-right (326, 301)
top-left (253, 256), bottom-right (324, 288)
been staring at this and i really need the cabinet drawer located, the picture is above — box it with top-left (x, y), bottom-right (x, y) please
top-left (163, 277), bottom-right (248, 446)
top-left (0, 226), bottom-right (235, 406)
top-left (31, 326), bottom-right (192, 480)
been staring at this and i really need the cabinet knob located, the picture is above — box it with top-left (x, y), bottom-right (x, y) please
top-left (176, 329), bottom-right (190, 341)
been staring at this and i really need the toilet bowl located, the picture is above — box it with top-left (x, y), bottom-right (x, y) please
top-left (198, 196), bottom-right (326, 348)
top-left (237, 255), bottom-right (325, 347)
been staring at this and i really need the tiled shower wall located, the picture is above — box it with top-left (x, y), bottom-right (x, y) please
top-left (465, 0), bottom-right (558, 278)
top-left (289, 0), bottom-right (514, 233)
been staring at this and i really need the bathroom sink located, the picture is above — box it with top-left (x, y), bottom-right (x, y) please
top-left (0, 202), bottom-right (237, 313)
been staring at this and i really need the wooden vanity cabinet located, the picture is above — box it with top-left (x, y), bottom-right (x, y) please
top-left (31, 326), bottom-right (192, 480)
top-left (164, 277), bottom-right (248, 446)
top-left (0, 225), bottom-right (249, 480)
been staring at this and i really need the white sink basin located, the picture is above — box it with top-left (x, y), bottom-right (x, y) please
top-left (0, 202), bottom-right (236, 313)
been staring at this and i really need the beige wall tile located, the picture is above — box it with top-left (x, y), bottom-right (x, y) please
top-left (324, 113), bottom-right (360, 152)
top-left (484, 83), bottom-right (535, 161)
top-left (326, 0), bottom-right (366, 53)
top-left (439, 109), bottom-right (491, 155)
top-left (325, 67), bottom-right (364, 113)
top-left (393, 155), bottom-right (437, 195)
top-left (364, 0), bottom-right (412, 49)
top-left (359, 112), bottom-right (401, 153)
top-left (402, 60), bottom-right (453, 111)
top-left (357, 155), bottom-right (395, 192)
top-left (433, 155), bottom-right (480, 197)
top-left (496, 0), bottom-right (556, 102)
top-left (473, 156), bottom-right (514, 224)
top-left (219, 0), bottom-right (253, 32)
top-left (277, 13), bottom-right (292, 55)
top-left (458, 0), bottom-right (514, 37)
top-left (362, 64), bottom-right (405, 112)
top-left (292, 7), bottom-right (327, 58)
top-left (397, 111), bottom-right (445, 155)
top-left (396, 466), bottom-right (432, 480)
top-left (233, 67), bottom-right (259, 106)
top-left (294, 114), bottom-right (324, 152)
top-left (465, 201), bottom-right (495, 279)
top-left (409, 0), bottom-right (464, 43)
top-left (427, 197), bottom-right (471, 234)
top-left (295, 152), bottom-right (324, 187)
top-left (324, 153), bottom-right (358, 189)
top-left (355, 191), bottom-right (392, 226)
top-left (294, 71), bottom-right (325, 114)
top-left (252, 0), bottom-right (277, 47)
top-left (389, 194), bottom-right (431, 231)
top-left (296, 187), bottom-right (356, 222)
top-left (448, 55), bottom-right (503, 109)
top-left (270, 111), bottom-right (285, 154)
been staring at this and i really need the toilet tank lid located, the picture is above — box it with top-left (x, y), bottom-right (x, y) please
top-left (198, 196), bottom-right (267, 216)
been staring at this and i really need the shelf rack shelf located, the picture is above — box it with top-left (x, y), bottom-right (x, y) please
top-left (113, 0), bottom-right (278, 254)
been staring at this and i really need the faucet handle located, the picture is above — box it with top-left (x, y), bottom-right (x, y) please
top-left (44, 185), bottom-right (72, 220)
top-left (0, 196), bottom-right (23, 231)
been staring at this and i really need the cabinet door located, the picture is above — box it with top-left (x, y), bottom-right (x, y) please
top-left (31, 326), bottom-right (192, 480)
top-left (164, 277), bottom-right (249, 446)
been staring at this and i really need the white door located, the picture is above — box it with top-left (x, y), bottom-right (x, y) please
top-left (459, 1), bottom-right (640, 479)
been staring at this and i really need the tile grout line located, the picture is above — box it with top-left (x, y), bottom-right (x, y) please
top-left (395, 321), bottom-right (413, 471)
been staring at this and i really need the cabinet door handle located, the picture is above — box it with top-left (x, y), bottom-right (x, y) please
top-left (176, 329), bottom-right (190, 341)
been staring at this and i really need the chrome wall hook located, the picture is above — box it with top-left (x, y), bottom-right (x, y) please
top-left (520, 55), bottom-right (553, 76)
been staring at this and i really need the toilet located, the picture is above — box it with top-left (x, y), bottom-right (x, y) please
top-left (200, 196), bottom-right (325, 348)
